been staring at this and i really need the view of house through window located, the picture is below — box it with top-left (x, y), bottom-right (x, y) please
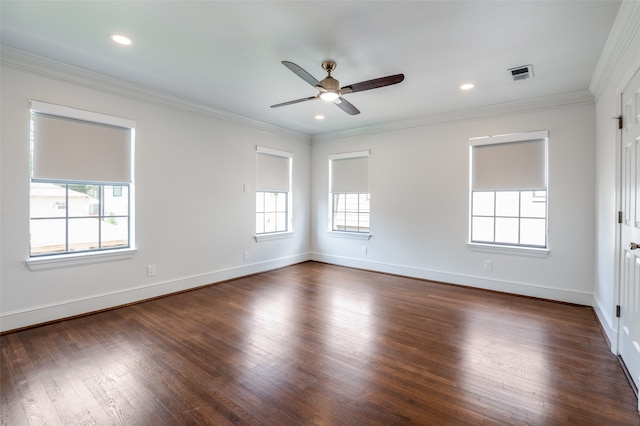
top-left (332, 193), bottom-right (370, 233)
top-left (29, 101), bottom-right (135, 257)
top-left (471, 190), bottom-right (546, 246)
top-left (256, 191), bottom-right (288, 234)
top-left (469, 131), bottom-right (548, 248)
top-left (30, 182), bottom-right (130, 255)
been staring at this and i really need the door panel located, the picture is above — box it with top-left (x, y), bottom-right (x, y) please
top-left (619, 67), bottom-right (640, 407)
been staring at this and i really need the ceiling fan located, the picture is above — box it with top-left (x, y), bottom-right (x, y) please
top-left (270, 60), bottom-right (405, 115)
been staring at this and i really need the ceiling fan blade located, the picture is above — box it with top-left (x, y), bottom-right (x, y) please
top-left (282, 61), bottom-right (321, 87)
top-left (271, 96), bottom-right (318, 108)
top-left (334, 97), bottom-right (360, 115)
top-left (341, 74), bottom-right (405, 94)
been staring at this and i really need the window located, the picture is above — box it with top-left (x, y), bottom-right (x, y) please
top-left (469, 131), bottom-right (548, 249)
top-left (29, 101), bottom-right (135, 257)
top-left (329, 151), bottom-right (370, 234)
top-left (256, 146), bottom-right (292, 235)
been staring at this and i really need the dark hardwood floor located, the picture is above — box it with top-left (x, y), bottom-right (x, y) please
top-left (1, 261), bottom-right (638, 425)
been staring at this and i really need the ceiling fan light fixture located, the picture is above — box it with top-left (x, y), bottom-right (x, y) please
top-left (319, 91), bottom-right (340, 102)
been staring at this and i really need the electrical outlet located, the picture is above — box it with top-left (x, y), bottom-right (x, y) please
top-left (361, 247), bottom-right (368, 255)
top-left (147, 264), bottom-right (156, 276)
top-left (483, 260), bottom-right (492, 271)
top-left (244, 251), bottom-right (250, 261)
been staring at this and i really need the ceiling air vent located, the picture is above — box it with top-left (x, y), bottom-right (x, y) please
top-left (508, 64), bottom-right (533, 81)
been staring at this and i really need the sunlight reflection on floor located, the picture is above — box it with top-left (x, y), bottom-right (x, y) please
top-left (461, 309), bottom-right (551, 424)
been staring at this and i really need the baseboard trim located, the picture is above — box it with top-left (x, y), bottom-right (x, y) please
top-left (0, 253), bottom-right (310, 333)
top-left (593, 295), bottom-right (618, 353)
top-left (310, 253), bottom-right (593, 306)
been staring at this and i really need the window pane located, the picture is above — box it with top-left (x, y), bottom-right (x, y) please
top-left (30, 218), bottom-right (66, 255)
top-left (359, 194), bottom-right (371, 212)
top-left (345, 212), bottom-right (360, 231)
top-left (256, 212), bottom-right (265, 234)
top-left (495, 192), bottom-right (519, 217)
top-left (521, 218), bottom-right (546, 246)
top-left (495, 217), bottom-right (519, 244)
top-left (67, 184), bottom-right (98, 217)
top-left (264, 213), bottom-right (276, 233)
top-left (345, 194), bottom-right (359, 212)
top-left (472, 217), bottom-right (494, 242)
top-left (472, 191), bottom-right (494, 216)
top-left (359, 212), bottom-right (370, 232)
top-left (101, 217), bottom-right (129, 248)
top-left (276, 212), bottom-right (287, 231)
top-left (104, 185), bottom-right (129, 216)
top-left (264, 192), bottom-right (276, 212)
top-left (256, 192), bottom-right (264, 213)
top-left (333, 210), bottom-right (346, 230)
top-left (521, 191), bottom-right (546, 218)
top-left (30, 182), bottom-right (67, 218)
top-left (68, 218), bottom-right (99, 251)
top-left (276, 193), bottom-right (287, 212)
top-left (334, 193), bottom-right (345, 212)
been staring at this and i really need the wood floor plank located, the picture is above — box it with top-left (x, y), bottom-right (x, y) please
top-left (1, 261), bottom-right (638, 425)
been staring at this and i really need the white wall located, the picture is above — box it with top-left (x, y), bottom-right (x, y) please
top-left (0, 54), bottom-right (311, 332)
top-left (592, 1), bottom-right (640, 347)
top-left (311, 102), bottom-right (596, 305)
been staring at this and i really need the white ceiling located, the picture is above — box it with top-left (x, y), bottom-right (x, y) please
top-left (0, 1), bottom-right (621, 136)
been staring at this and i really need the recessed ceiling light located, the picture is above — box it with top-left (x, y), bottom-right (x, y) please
top-left (460, 83), bottom-right (475, 90)
top-left (111, 34), bottom-right (132, 46)
top-left (315, 115), bottom-right (325, 120)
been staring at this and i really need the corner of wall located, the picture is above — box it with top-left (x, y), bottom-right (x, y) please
top-left (593, 294), bottom-right (618, 353)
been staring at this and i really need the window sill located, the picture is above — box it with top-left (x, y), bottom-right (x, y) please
top-left (255, 231), bottom-right (293, 242)
top-left (467, 242), bottom-right (549, 258)
top-left (328, 231), bottom-right (372, 240)
top-left (26, 248), bottom-right (138, 271)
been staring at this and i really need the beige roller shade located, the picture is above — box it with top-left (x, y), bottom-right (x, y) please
top-left (330, 152), bottom-right (370, 193)
top-left (471, 136), bottom-right (546, 191)
top-left (256, 147), bottom-right (291, 192)
top-left (31, 101), bottom-right (134, 183)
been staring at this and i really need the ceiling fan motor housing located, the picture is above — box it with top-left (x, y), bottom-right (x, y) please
top-left (320, 76), bottom-right (340, 92)
top-left (319, 60), bottom-right (340, 92)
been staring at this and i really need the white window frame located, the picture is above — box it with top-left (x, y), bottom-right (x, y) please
top-left (328, 150), bottom-right (372, 240)
top-left (255, 146), bottom-right (293, 242)
top-left (468, 131), bottom-right (549, 256)
top-left (26, 101), bottom-right (136, 271)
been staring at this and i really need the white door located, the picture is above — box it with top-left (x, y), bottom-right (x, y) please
top-left (619, 66), bottom-right (640, 408)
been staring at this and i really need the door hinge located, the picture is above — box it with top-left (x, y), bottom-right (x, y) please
top-left (618, 211), bottom-right (623, 224)
top-left (614, 115), bottom-right (623, 130)
top-left (616, 305), bottom-right (621, 318)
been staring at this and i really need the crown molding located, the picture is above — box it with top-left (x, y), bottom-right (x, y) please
top-left (589, 0), bottom-right (640, 99)
top-left (312, 90), bottom-right (595, 143)
top-left (0, 46), bottom-right (310, 142)
top-left (0, 45), bottom-right (598, 145)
